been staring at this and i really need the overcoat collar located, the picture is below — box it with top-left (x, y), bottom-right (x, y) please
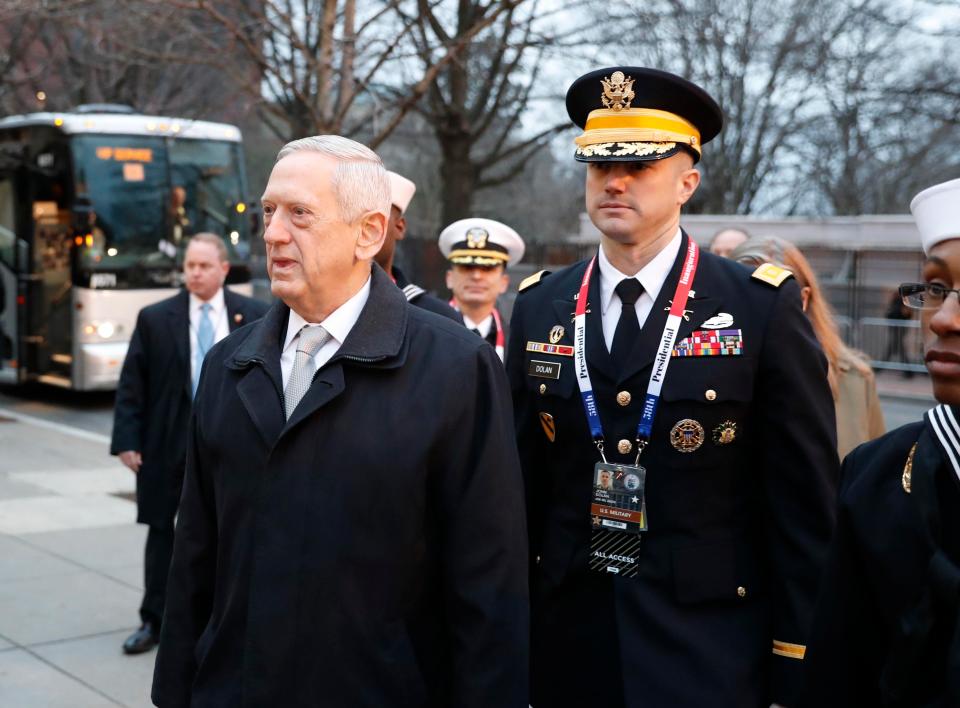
top-left (168, 290), bottom-right (191, 399)
top-left (228, 264), bottom-right (409, 447)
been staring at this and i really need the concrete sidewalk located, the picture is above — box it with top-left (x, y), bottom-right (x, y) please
top-left (0, 415), bottom-right (154, 708)
top-left (874, 368), bottom-right (936, 402)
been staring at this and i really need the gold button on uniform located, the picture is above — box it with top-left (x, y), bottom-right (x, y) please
top-left (705, 389), bottom-right (717, 401)
top-left (616, 390), bottom-right (632, 406)
top-left (737, 586), bottom-right (747, 598)
top-left (617, 439), bottom-right (633, 454)
top-left (539, 384), bottom-right (547, 395)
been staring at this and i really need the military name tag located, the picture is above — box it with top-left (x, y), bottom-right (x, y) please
top-left (589, 462), bottom-right (647, 578)
top-left (528, 359), bottom-right (561, 379)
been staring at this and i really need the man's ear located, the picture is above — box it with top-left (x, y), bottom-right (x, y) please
top-left (677, 166), bottom-right (701, 206)
top-left (219, 259), bottom-right (230, 282)
top-left (498, 270), bottom-right (509, 295)
top-left (395, 215), bottom-right (407, 242)
top-left (355, 211), bottom-right (388, 260)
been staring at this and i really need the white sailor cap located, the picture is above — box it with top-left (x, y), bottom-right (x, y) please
top-left (438, 217), bottom-right (525, 268)
top-left (387, 171), bottom-right (416, 215)
top-left (911, 177), bottom-right (960, 254)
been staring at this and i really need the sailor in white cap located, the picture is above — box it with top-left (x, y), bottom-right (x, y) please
top-left (801, 176), bottom-right (960, 707)
top-left (439, 217), bottom-right (525, 361)
top-left (374, 170), bottom-right (459, 321)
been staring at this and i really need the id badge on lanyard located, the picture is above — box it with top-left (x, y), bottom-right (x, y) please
top-left (575, 240), bottom-right (699, 577)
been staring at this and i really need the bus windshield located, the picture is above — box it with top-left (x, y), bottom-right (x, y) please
top-left (72, 135), bottom-right (251, 285)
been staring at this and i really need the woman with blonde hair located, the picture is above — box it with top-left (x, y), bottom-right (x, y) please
top-left (731, 236), bottom-right (884, 458)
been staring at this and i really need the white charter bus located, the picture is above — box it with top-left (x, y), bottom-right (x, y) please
top-left (0, 105), bottom-right (258, 390)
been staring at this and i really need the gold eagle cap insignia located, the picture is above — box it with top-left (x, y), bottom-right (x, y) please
top-left (601, 71), bottom-right (635, 112)
top-left (465, 227), bottom-right (489, 249)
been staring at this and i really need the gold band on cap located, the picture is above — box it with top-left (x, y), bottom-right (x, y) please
top-left (574, 108), bottom-right (701, 156)
top-left (449, 249), bottom-right (510, 263)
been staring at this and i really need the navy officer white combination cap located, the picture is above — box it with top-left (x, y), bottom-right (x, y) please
top-left (387, 171), bottom-right (416, 215)
top-left (438, 217), bottom-right (525, 268)
top-left (911, 177), bottom-right (960, 254)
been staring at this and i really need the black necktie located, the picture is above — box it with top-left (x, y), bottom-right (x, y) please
top-left (471, 328), bottom-right (482, 337)
top-left (611, 278), bottom-right (643, 373)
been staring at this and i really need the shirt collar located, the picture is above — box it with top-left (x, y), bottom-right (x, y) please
top-left (463, 313), bottom-right (494, 337)
top-left (190, 288), bottom-right (225, 315)
top-left (283, 275), bottom-right (372, 352)
top-left (597, 228), bottom-right (683, 316)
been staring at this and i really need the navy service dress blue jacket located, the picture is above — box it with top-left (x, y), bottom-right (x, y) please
top-left (507, 232), bottom-right (839, 708)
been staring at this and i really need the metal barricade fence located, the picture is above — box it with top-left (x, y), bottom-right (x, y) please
top-left (844, 317), bottom-right (926, 373)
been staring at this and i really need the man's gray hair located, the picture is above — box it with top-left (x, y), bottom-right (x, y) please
top-left (276, 135), bottom-right (391, 223)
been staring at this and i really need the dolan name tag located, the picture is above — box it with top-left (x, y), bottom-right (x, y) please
top-left (528, 360), bottom-right (561, 379)
top-left (589, 462), bottom-right (647, 578)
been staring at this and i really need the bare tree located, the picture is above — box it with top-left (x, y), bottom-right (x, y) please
top-left (799, 5), bottom-right (960, 215)
top-left (0, 0), bottom-right (244, 118)
top-left (401, 0), bottom-right (583, 226)
top-left (129, 0), bottom-right (528, 147)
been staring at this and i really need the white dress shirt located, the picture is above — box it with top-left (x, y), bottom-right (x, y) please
top-left (189, 289), bottom-right (229, 384)
top-left (597, 228), bottom-right (682, 352)
top-left (280, 275), bottom-right (371, 389)
top-left (462, 313), bottom-right (494, 339)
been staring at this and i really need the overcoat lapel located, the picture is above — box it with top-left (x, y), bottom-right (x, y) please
top-left (169, 290), bottom-right (192, 399)
top-left (231, 302), bottom-right (288, 448)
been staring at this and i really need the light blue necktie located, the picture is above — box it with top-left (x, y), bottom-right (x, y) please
top-left (193, 302), bottom-right (214, 398)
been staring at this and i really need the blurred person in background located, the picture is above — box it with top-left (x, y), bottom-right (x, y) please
top-left (709, 227), bottom-right (749, 257)
top-left (884, 288), bottom-right (915, 377)
top-left (800, 177), bottom-right (960, 707)
top-left (375, 170), bottom-right (459, 321)
top-left (732, 236), bottom-right (884, 459)
top-left (111, 233), bottom-right (268, 655)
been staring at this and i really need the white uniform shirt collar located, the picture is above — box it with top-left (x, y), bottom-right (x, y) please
top-left (462, 312), bottom-right (494, 339)
top-left (283, 275), bottom-right (372, 353)
top-left (597, 228), bottom-right (682, 316)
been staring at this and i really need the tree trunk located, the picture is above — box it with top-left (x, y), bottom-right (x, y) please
top-left (439, 133), bottom-right (475, 227)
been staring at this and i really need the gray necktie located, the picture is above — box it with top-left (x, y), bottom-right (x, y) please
top-left (284, 325), bottom-right (331, 420)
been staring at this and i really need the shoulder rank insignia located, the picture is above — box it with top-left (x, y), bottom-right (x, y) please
top-left (519, 270), bottom-right (551, 292)
top-left (751, 263), bottom-right (793, 288)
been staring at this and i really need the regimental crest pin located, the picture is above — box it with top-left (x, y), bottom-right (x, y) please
top-left (539, 412), bottom-right (556, 443)
top-left (670, 419), bottom-right (704, 453)
top-left (601, 71), bottom-right (635, 112)
top-left (549, 325), bottom-right (565, 344)
top-left (712, 420), bottom-right (737, 445)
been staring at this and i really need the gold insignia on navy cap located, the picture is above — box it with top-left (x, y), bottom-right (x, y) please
top-left (567, 66), bottom-right (723, 164)
top-left (439, 218), bottom-right (525, 267)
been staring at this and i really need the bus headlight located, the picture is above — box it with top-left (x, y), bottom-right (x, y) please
top-left (96, 321), bottom-right (116, 339)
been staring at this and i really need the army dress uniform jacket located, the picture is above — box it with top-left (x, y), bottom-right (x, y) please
top-left (801, 415), bottom-right (960, 707)
top-left (151, 266), bottom-right (529, 708)
top-left (506, 232), bottom-right (839, 708)
top-left (110, 288), bottom-right (269, 527)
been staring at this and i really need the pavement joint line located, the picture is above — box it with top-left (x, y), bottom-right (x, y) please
top-left (0, 406), bottom-right (111, 445)
top-left (5, 533), bottom-right (144, 593)
top-left (8, 641), bottom-right (129, 707)
top-left (20, 625), bottom-right (141, 651)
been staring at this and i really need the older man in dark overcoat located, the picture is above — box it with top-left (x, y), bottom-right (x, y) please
top-left (151, 136), bottom-right (528, 708)
top-left (111, 233), bottom-right (268, 654)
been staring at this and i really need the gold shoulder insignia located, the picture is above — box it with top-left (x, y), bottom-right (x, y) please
top-left (902, 442), bottom-right (917, 493)
top-left (519, 270), bottom-right (551, 292)
top-left (751, 263), bottom-right (793, 288)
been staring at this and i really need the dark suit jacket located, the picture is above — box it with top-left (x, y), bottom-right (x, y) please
top-left (391, 265), bottom-right (460, 321)
top-left (110, 288), bottom-right (269, 527)
top-left (151, 265), bottom-right (529, 708)
top-left (801, 420), bottom-right (960, 707)
top-left (506, 232), bottom-right (839, 708)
